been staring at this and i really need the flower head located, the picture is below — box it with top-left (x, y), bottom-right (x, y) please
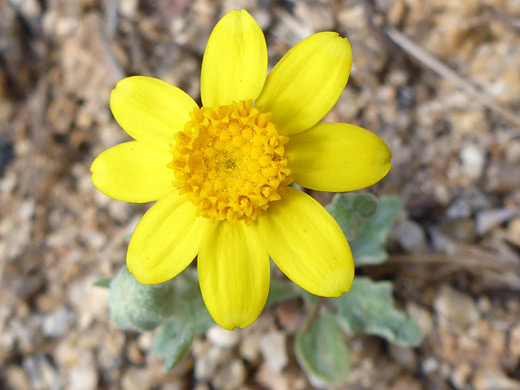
top-left (170, 100), bottom-right (292, 222)
top-left (91, 9), bottom-right (392, 330)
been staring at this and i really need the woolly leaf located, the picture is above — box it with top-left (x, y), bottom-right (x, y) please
top-left (108, 267), bottom-right (176, 332)
top-left (266, 279), bottom-right (301, 307)
top-left (295, 313), bottom-right (350, 388)
top-left (327, 193), bottom-right (378, 240)
top-left (152, 302), bottom-right (195, 371)
top-left (349, 196), bottom-right (401, 266)
top-left (334, 277), bottom-right (422, 347)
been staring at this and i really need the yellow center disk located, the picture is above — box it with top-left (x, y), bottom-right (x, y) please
top-left (169, 100), bottom-right (292, 223)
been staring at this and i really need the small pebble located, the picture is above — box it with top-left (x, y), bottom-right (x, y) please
top-left (213, 359), bottom-right (247, 390)
top-left (396, 219), bottom-right (428, 253)
top-left (476, 208), bottom-right (518, 236)
top-left (258, 331), bottom-right (288, 373)
top-left (41, 308), bottom-right (74, 338)
top-left (434, 285), bottom-right (479, 328)
top-left (195, 346), bottom-right (232, 381)
top-left (460, 144), bottom-right (485, 180)
top-left (207, 325), bottom-right (240, 348)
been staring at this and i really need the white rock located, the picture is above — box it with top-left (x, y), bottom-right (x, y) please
top-left (476, 208), bottom-right (519, 236)
top-left (434, 285), bottom-right (479, 328)
top-left (23, 355), bottom-right (63, 389)
top-left (451, 362), bottom-right (472, 389)
top-left (421, 357), bottom-right (440, 374)
top-left (119, 0), bottom-right (138, 18)
top-left (258, 331), bottom-right (288, 373)
top-left (507, 218), bottom-right (520, 246)
top-left (239, 334), bottom-right (260, 363)
top-left (396, 219), bottom-right (428, 253)
top-left (4, 366), bottom-right (31, 390)
top-left (255, 363), bottom-right (290, 390)
top-left (213, 359), bottom-right (247, 390)
top-left (195, 346), bottom-right (231, 381)
top-left (207, 325), bottom-right (240, 348)
top-left (69, 365), bottom-right (98, 390)
top-left (407, 303), bottom-right (433, 336)
top-left (389, 345), bottom-right (416, 369)
top-left (68, 277), bottom-right (110, 329)
top-left (122, 367), bottom-right (154, 390)
top-left (505, 140), bottom-right (520, 163)
top-left (460, 144), bottom-right (485, 180)
top-left (509, 323), bottom-right (520, 360)
top-left (473, 369), bottom-right (520, 390)
top-left (55, 333), bottom-right (80, 368)
top-left (41, 308), bottom-right (74, 338)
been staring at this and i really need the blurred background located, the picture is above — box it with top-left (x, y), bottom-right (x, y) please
top-left (1, 0), bottom-right (520, 389)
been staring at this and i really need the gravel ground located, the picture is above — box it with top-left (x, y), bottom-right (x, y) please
top-left (1, 0), bottom-right (520, 389)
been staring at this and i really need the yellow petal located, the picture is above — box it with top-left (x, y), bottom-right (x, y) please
top-left (258, 188), bottom-right (354, 296)
top-left (286, 123), bottom-right (392, 192)
top-left (111, 76), bottom-right (198, 151)
top-left (91, 141), bottom-right (174, 203)
top-left (127, 191), bottom-right (210, 284)
top-left (198, 221), bottom-right (269, 330)
top-left (256, 32), bottom-right (352, 135)
top-left (201, 9), bottom-right (267, 107)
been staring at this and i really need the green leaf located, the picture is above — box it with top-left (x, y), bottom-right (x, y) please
top-left (194, 301), bottom-right (215, 333)
top-left (152, 301), bottom-right (195, 371)
top-left (326, 193), bottom-right (378, 240)
top-left (334, 277), bottom-right (422, 347)
top-left (151, 269), bottom-right (213, 370)
top-left (175, 269), bottom-right (201, 300)
top-left (297, 287), bottom-right (320, 305)
top-left (93, 278), bottom-right (112, 288)
top-left (281, 282), bottom-right (319, 305)
top-left (173, 270), bottom-right (215, 333)
top-left (349, 196), bottom-right (402, 266)
top-left (108, 267), bottom-right (176, 332)
top-left (266, 279), bottom-right (301, 307)
top-left (295, 313), bottom-right (350, 388)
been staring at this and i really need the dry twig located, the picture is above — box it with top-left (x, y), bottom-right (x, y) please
top-left (389, 242), bottom-right (520, 290)
top-left (384, 26), bottom-right (520, 128)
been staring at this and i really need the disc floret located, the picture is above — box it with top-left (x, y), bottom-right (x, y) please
top-left (170, 100), bottom-right (292, 223)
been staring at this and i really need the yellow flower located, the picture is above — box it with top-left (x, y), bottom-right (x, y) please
top-left (91, 10), bottom-right (392, 330)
